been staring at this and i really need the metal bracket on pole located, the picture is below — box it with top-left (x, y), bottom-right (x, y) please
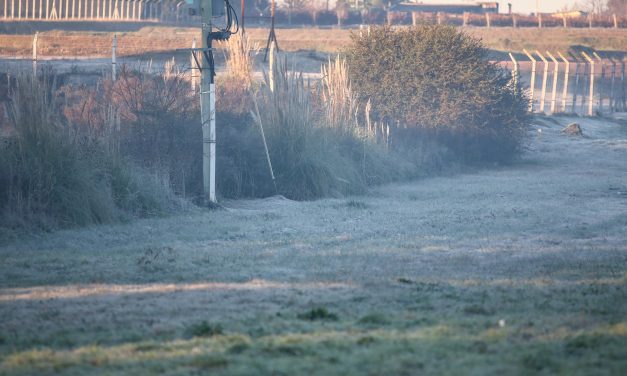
top-left (263, 0), bottom-right (279, 62)
top-left (179, 47), bottom-right (217, 77)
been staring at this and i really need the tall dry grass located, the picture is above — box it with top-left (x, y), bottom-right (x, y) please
top-left (219, 33), bottom-right (259, 87)
top-left (0, 71), bottom-right (178, 238)
top-left (249, 54), bottom-right (415, 200)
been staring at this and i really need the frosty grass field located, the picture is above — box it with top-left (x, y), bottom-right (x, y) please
top-left (0, 115), bottom-right (626, 374)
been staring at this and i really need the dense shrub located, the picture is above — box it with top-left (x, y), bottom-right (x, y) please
top-left (347, 25), bottom-right (529, 162)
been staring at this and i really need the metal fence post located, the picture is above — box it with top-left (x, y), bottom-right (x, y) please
top-left (581, 52), bottom-right (595, 116)
top-left (557, 52), bottom-right (570, 113)
top-left (547, 51), bottom-right (559, 114)
top-left (593, 52), bottom-right (604, 112)
top-left (32, 32), bottom-right (38, 75)
top-left (536, 50), bottom-right (549, 113)
top-left (524, 49), bottom-right (537, 112)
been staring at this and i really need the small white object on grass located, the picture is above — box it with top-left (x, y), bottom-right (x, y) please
top-left (498, 319), bottom-right (506, 328)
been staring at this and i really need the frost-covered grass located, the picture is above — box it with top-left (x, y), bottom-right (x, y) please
top-left (0, 115), bottom-right (626, 374)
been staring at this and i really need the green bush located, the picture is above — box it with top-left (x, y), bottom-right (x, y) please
top-left (347, 25), bottom-right (529, 162)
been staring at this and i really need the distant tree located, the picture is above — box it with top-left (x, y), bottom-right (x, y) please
top-left (280, 0), bottom-right (312, 24)
top-left (581, 0), bottom-right (608, 14)
top-left (336, 0), bottom-right (350, 26)
top-left (253, 0), bottom-right (270, 16)
top-left (606, 0), bottom-right (626, 14)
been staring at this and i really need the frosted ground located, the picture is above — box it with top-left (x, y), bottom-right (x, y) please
top-left (0, 115), bottom-right (626, 374)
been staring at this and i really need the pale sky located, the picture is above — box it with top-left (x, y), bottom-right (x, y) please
top-left (414, 1), bottom-right (585, 14)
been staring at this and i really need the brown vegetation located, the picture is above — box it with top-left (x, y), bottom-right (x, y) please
top-left (0, 26), bottom-right (625, 58)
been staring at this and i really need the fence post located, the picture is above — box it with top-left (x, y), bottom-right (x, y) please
top-left (536, 50), bottom-right (549, 113)
top-left (512, 14), bottom-right (517, 27)
top-left (569, 53), bottom-right (580, 113)
top-left (524, 49), bottom-right (537, 112)
top-left (547, 51), bottom-right (559, 114)
top-left (621, 59), bottom-right (626, 111)
top-left (112, 34), bottom-right (117, 80)
top-left (581, 52), bottom-right (595, 116)
top-left (462, 12), bottom-right (467, 27)
top-left (538, 13), bottom-right (542, 28)
top-left (609, 58), bottom-right (616, 112)
top-left (509, 52), bottom-right (519, 94)
top-left (39, 0), bottom-right (42, 18)
top-left (485, 12), bottom-right (490, 28)
top-left (558, 52), bottom-right (570, 113)
top-left (593, 52), bottom-right (604, 112)
top-left (18, 0), bottom-right (21, 19)
top-left (412, 11), bottom-right (416, 26)
top-left (3, 0), bottom-right (6, 19)
top-left (613, 13), bottom-right (617, 29)
top-left (32, 32), bottom-right (38, 75)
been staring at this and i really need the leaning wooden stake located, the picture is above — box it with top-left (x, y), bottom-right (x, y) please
top-left (252, 95), bottom-right (277, 194)
top-left (190, 37), bottom-right (196, 92)
top-left (581, 51), bottom-right (595, 116)
top-left (268, 42), bottom-right (275, 92)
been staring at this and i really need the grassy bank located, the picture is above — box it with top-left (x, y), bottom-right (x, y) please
top-left (1, 113), bottom-right (625, 374)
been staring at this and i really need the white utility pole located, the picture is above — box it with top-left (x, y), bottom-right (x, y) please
top-left (200, 0), bottom-right (216, 203)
